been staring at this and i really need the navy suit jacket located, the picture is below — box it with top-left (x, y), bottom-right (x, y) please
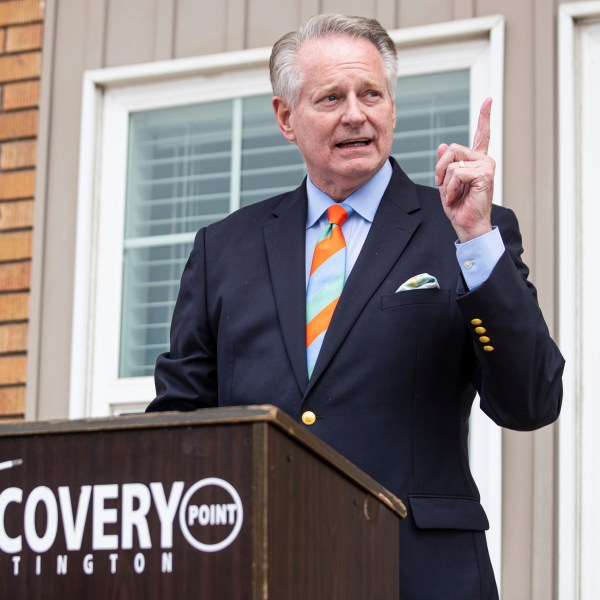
top-left (148, 159), bottom-right (564, 599)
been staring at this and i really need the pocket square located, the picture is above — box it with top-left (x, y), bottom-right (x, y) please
top-left (396, 273), bottom-right (440, 292)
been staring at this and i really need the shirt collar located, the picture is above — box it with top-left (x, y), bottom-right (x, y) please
top-left (305, 160), bottom-right (393, 229)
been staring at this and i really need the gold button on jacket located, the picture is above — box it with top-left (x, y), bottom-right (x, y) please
top-left (301, 410), bottom-right (316, 425)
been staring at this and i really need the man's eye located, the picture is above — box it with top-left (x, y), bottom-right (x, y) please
top-left (325, 94), bottom-right (336, 102)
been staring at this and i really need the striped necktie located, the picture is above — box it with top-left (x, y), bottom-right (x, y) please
top-left (306, 203), bottom-right (353, 378)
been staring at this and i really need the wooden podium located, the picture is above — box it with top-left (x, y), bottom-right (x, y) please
top-left (0, 405), bottom-right (406, 599)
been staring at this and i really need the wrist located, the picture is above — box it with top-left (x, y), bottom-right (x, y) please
top-left (455, 224), bottom-right (493, 244)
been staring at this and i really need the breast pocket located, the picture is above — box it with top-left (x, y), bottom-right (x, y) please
top-left (381, 289), bottom-right (450, 309)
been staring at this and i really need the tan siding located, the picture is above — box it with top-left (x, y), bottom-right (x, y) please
top-left (398, 0), bottom-right (453, 27)
top-left (246, 0), bottom-right (303, 48)
top-left (322, 0), bottom-right (379, 18)
top-left (376, 1), bottom-right (398, 29)
top-left (453, 0), bottom-right (475, 20)
top-left (85, 0), bottom-right (108, 68)
top-left (104, 0), bottom-right (158, 66)
top-left (154, 0), bottom-right (176, 59)
top-left (173, 0), bottom-right (230, 57)
top-left (299, 0), bottom-right (322, 23)
top-left (224, 0), bottom-right (248, 52)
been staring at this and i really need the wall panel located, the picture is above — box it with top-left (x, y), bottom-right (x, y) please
top-left (453, 0), bottom-right (475, 20)
top-left (398, 0), bottom-right (453, 27)
top-left (173, 0), bottom-right (231, 57)
top-left (246, 0), bottom-right (302, 48)
top-left (322, 0), bottom-right (378, 16)
top-left (104, 0), bottom-right (158, 66)
top-left (154, 0), bottom-right (176, 60)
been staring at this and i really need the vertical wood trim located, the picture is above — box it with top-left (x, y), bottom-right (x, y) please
top-left (531, 426), bottom-right (557, 600)
top-left (25, 0), bottom-right (56, 421)
top-left (532, 0), bottom-right (557, 323)
top-left (226, 0), bottom-right (247, 51)
top-left (154, 0), bottom-right (175, 60)
top-left (531, 3), bottom-right (558, 598)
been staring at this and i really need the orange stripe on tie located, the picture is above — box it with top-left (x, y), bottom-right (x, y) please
top-left (306, 297), bottom-right (339, 347)
top-left (310, 233), bottom-right (346, 275)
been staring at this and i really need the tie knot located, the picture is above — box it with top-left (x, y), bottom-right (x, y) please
top-left (327, 203), bottom-right (352, 227)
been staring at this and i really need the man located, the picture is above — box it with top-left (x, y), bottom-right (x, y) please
top-left (147, 14), bottom-right (564, 599)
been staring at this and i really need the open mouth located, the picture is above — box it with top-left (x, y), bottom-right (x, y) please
top-left (336, 139), bottom-right (371, 148)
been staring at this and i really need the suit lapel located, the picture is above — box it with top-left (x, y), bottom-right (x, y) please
top-left (264, 184), bottom-right (310, 393)
top-left (305, 163), bottom-right (422, 395)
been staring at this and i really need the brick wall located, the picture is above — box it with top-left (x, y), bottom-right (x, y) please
top-left (0, 0), bottom-right (44, 420)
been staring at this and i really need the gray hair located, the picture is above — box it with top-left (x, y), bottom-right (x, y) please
top-left (269, 14), bottom-right (398, 107)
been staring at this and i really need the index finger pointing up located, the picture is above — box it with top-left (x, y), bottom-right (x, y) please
top-left (472, 97), bottom-right (492, 154)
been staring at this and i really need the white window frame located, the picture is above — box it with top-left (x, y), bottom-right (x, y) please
top-left (71, 13), bottom-right (504, 588)
top-left (558, 3), bottom-right (600, 599)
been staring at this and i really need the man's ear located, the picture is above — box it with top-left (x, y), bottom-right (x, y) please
top-left (272, 96), bottom-right (296, 142)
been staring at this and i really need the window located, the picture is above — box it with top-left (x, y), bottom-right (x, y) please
top-left (120, 97), bottom-right (305, 379)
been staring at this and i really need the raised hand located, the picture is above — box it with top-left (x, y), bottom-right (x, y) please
top-left (435, 97), bottom-right (496, 242)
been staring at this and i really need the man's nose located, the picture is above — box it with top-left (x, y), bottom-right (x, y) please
top-left (341, 96), bottom-right (367, 126)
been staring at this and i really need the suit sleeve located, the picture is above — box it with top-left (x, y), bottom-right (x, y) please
top-left (146, 228), bottom-right (218, 412)
top-left (456, 207), bottom-right (565, 431)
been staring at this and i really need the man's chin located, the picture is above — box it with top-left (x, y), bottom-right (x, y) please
top-left (336, 156), bottom-right (387, 180)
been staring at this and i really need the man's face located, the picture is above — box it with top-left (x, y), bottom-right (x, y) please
top-left (273, 35), bottom-right (396, 201)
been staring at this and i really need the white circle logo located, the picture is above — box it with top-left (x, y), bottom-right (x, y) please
top-left (178, 478), bottom-right (244, 552)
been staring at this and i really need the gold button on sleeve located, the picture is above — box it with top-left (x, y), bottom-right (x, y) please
top-left (471, 318), bottom-right (482, 326)
top-left (474, 326), bottom-right (486, 335)
top-left (479, 336), bottom-right (490, 343)
top-left (301, 411), bottom-right (317, 426)
top-left (483, 345), bottom-right (495, 352)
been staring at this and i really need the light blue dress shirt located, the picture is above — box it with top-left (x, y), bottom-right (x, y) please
top-left (305, 160), bottom-right (505, 291)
